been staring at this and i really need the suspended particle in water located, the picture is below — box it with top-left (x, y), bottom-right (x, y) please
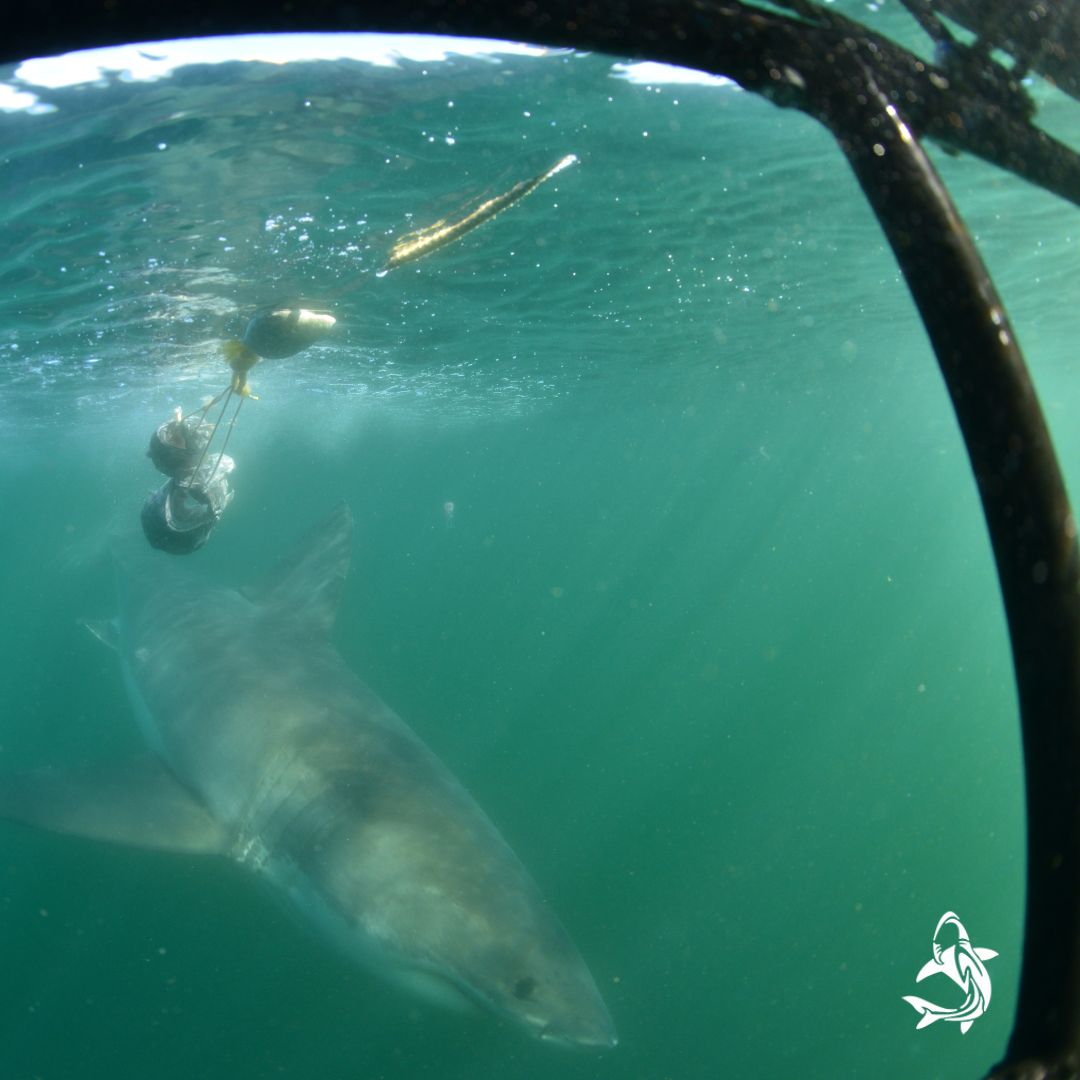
top-left (443, 501), bottom-right (455, 529)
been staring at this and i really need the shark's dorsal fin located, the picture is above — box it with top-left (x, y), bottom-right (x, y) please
top-left (243, 502), bottom-right (353, 634)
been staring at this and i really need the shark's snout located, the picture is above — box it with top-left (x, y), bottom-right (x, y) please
top-left (517, 988), bottom-right (617, 1050)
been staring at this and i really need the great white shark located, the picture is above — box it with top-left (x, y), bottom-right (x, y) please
top-left (0, 504), bottom-right (616, 1048)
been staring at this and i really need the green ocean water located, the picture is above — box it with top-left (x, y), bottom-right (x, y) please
top-left (1, 8), bottom-right (1078, 1078)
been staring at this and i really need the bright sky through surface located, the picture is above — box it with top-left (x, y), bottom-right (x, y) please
top-left (0, 33), bottom-right (734, 114)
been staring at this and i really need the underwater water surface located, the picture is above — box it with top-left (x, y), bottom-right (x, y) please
top-left (1, 8), bottom-right (1078, 1079)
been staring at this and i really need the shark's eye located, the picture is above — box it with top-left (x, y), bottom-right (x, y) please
top-left (513, 976), bottom-right (537, 1001)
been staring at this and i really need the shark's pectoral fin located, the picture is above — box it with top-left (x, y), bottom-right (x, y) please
top-left (0, 756), bottom-right (228, 855)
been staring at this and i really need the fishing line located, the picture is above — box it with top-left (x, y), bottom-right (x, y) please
top-left (182, 387), bottom-right (234, 490)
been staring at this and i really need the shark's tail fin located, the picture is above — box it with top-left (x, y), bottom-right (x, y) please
top-left (902, 995), bottom-right (946, 1029)
top-left (242, 502), bottom-right (353, 635)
